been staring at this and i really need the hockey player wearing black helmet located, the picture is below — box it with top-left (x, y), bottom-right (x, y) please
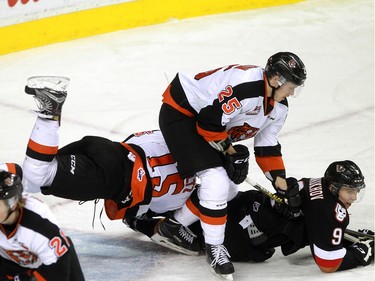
top-left (324, 160), bottom-right (366, 208)
top-left (276, 160), bottom-right (373, 273)
top-left (0, 171), bottom-right (23, 224)
top-left (158, 52), bottom-right (307, 279)
top-left (129, 160), bottom-right (373, 274)
top-left (265, 52), bottom-right (307, 100)
top-left (0, 170), bottom-right (85, 281)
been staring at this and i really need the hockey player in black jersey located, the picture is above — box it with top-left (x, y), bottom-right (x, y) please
top-left (198, 160), bottom-right (374, 272)
top-left (295, 160), bottom-right (373, 272)
top-left (0, 170), bottom-right (85, 281)
top-left (129, 160), bottom-right (374, 273)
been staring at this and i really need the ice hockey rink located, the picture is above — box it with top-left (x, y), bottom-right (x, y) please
top-left (0, 0), bottom-right (374, 280)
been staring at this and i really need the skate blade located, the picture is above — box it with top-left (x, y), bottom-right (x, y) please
top-left (151, 233), bottom-right (201, 256)
top-left (211, 269), bottom-right (234, 281)
top-left (27, 76), bottom-right (70, 92)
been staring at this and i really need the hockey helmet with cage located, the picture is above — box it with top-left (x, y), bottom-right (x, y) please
top-left (265, 52), bottom-right (307, 86)
top-left (0, 171), bottom-right (23, 209)
top-left (324, 160), bottom-right (365, 196)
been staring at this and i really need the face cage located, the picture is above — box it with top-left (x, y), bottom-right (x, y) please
top-left (276, 75), bottom-right (304, 97)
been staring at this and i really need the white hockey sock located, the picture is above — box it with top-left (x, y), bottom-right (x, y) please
top-left (29, 117), bottom-right (59, 147)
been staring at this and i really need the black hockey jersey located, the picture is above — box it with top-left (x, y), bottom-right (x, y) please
top-left (300, 177), bottom-right (349, 271)
top-left (223, 190), bottom-right (307, 262)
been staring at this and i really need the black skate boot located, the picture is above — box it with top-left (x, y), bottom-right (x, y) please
top-left (25, 76), bottom-right (69, 122)
top-left (151, 216), bottom-right (202, 256)
top-left (206, 243), bottom-right (234, 281)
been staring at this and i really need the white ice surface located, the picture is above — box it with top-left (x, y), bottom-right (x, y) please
top-left (0, 0), bottom-right (374, 280)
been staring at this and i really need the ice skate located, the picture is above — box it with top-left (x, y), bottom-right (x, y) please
top-left (206, 243), bottom-right (234, 281)
top-left (151, 216), bottom-right (202, 256)
top-left (25, 76), bottom-right (70, 121)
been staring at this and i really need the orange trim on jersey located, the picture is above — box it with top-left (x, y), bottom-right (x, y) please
top-left (162, 84), bottom-right (195, 117)
top-left (27, 139), bottom-right (58, 155)
top-left (263, 74), bottom-right (269, 94)
top-left (255, 156), bottom-right (285, 173)
top-left (104, 143), bottom-right (148, 220)
top-left (33, 271), bottom-right (47, 281)
top-left (148, 154), bottom-right (174, 168)
top-left (315, 255), bottom-right (342, 272)
top-left (200, 213), bottom-right (227, 225)
top-left (186, 198), bottom-right (200, 217)
top-left (104, 199), bottom-right (123, 220)
top-left (196, 124), bottom-right (228, 142)
top-left (5, 163), bottom-right (17, 174)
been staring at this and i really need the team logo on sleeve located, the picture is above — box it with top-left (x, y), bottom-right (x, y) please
top-left (334, 203), bottom-right (347, 222)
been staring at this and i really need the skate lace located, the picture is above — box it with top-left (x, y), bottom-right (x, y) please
top-left (178, 226), bottom-right (197, 244)
top-left (34, 94), bottom-right (53, 113)
top-left (32, 88), bottom-right (66, 115)
top-left (210, 244), bottom-right (231, 266)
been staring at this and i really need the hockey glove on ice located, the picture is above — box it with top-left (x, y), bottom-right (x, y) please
top-left (358, 229), bottom-right (375, 238)
top-left (275, 177), bottom-right (302, 219)
top-left (223, 144), bottom-right (249, 184)
top-left (348, 239), bottom-right (374, 266)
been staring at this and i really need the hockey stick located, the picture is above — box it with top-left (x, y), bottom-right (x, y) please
top-left (344, 228), bottom-right (374, 240)
top-left (343, 233), bottom-right (362, 243)
top-left (244, 177), bottom-right (374, 240)
top-left (244, 177), bottom-right (284, 204)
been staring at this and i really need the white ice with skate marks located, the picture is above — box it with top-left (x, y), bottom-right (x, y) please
top-left (0, 0), bottom-right (373, 280)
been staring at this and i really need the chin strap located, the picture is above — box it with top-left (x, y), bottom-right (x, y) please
top-left (265, 75), bottom-right (279, 99)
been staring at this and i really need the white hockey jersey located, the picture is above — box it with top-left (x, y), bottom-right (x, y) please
top-left (126, 130), bottom-right (196, 214)
top-left (0, 195), bottom-right (69, 269)
top-left (163, 64), bottom-right (289, 179)
top-left (104, 130), bottom-right (196, 219)
top-left (177, 65), bottom-right (288, 145)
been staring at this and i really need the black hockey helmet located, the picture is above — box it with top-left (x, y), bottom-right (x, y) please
top-left (324, 160), bottom-right (365, 195)
top-left (265, 52), bottom-right (307, 86)
top-left (0, 171), bottom-right (23, 202)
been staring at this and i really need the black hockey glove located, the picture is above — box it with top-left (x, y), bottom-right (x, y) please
top-left (275, 177), bottom-right (302, 219)
top-left (223, 144), bottom-right (250, 184)
top-left (358, 229), bottom-right (375, 238)
top-left (348, 239), bottom-right (374, 266)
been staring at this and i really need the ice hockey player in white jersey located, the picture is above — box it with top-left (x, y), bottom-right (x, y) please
top-left (0, 169), bottom-right (85, 281)
top-left (157, 52), bottom-right (307, 279)
top-left (20, 76), bottom-right (201, 255)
